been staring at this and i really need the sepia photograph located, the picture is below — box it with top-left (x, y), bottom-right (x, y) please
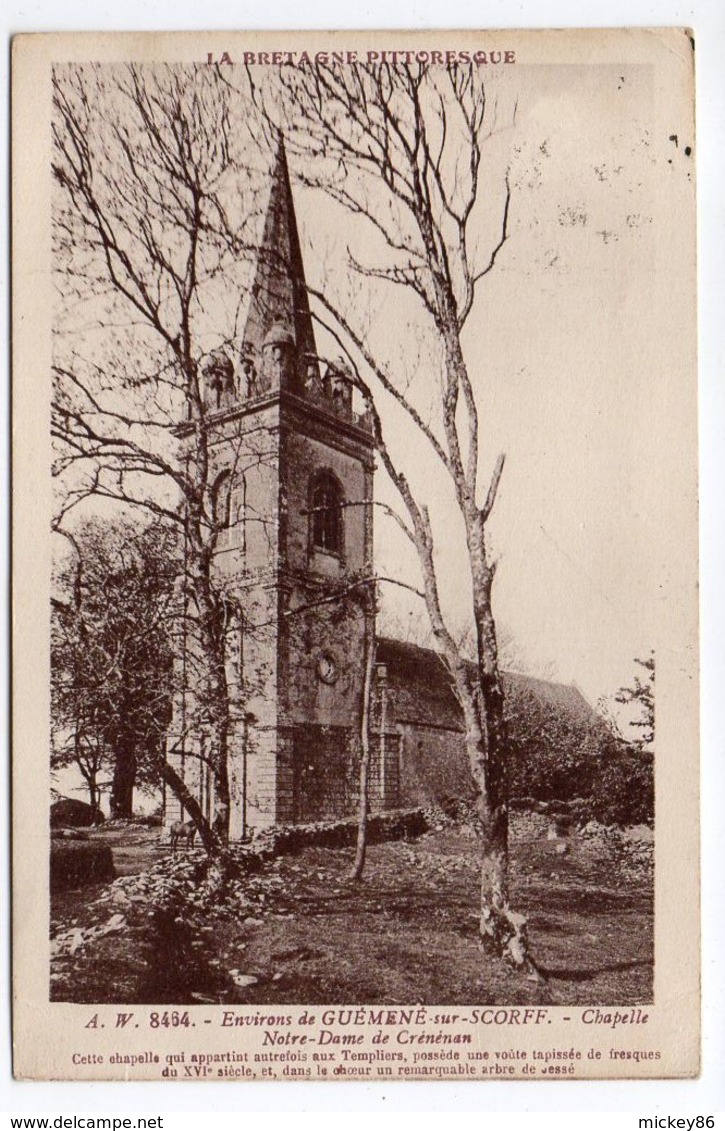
top-left (12, 29), bottom-right (698, 1080)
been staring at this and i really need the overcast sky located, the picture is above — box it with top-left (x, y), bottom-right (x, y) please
top-left (293, 58), bottom-right (695, 709)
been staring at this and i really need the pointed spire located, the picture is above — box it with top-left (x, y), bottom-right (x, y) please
top-left (241, 132), bottom-right (318, 381)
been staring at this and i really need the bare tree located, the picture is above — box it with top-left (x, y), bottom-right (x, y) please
top-left (250, 62), bottom-right (541, 973)
top-left (51, 64), bottom-right (274, 858)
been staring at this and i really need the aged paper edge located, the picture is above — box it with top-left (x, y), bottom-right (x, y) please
top-left (12, 27), bottom-right (699, 1082)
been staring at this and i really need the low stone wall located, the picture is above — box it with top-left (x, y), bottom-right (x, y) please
top-left (249, 806), bottom-right (430, 858)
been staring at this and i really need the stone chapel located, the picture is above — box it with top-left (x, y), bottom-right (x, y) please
top-left (164, 138), bottom-right (606, 838)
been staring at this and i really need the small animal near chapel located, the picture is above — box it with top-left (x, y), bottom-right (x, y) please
top-left (164, 138), bottom-right (604, 838)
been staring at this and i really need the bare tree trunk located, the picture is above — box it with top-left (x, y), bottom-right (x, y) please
top-left (188, 549), bottom-right (232, 845)
top-left (110, 736), bottom-right (136, 818)
top-left (159, 760), bottom-right (219, 857)
top-left (466, 524), bottom-right (542, 976)
top-left (78, 750), bottom-right (101, 817)
top-left (351, 610), bottom-right (376, 882)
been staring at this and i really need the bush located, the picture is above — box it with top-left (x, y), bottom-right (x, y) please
top-left (50, 841), bottom-right (116, 892)
top-left (505, 688), bottom-right (609, 802)
top-left (50, 797), bottom-right (105, 828)
top-left (587, 750), bottom-right (654, 827)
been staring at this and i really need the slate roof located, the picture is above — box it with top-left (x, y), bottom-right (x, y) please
top-left (375, 636), bottom-right (604, 735)
top-left (374, 636), bottom-right (611, 806)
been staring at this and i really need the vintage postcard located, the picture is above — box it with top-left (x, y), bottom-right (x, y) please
top-left (12, 28), bottom-right (698, 1081)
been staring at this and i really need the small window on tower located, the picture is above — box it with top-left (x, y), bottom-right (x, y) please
top-left (212, 471), bottom-right (246, 553)
top-left (213, 470), bottom-right (232, 530)
top-left (310, 471), bottom-right (343, 555)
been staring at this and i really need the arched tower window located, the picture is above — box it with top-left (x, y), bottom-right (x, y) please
top-left (213, 470), bottom-right (232, 530)
top-left (310, 471), bottom-right (343, 556)
top-left (212, 471), bottom-right (246, 551)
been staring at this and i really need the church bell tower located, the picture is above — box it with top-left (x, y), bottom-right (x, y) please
top-left (167, 137), bottom-right (376, 835)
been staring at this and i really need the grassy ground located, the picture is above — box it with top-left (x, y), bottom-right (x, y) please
top-left (50, 819), bottom-right (653, 1006)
